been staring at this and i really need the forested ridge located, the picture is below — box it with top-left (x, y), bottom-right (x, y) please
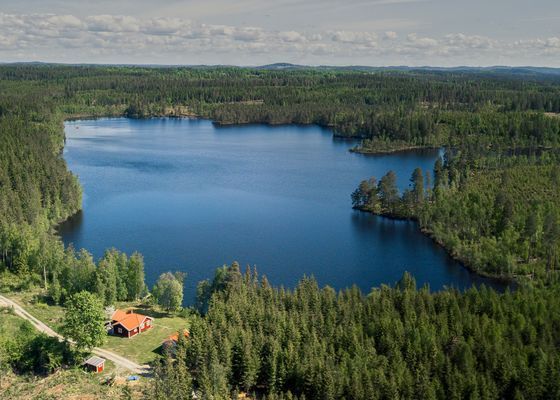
top-left (152, 263), bottom-right (560, 399)
top-left (1, 64), bottom-right (560, 398)
top-left (3, 65), bottom-right (560, 146)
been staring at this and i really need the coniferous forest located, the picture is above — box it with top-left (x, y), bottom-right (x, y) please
top-left (352, 150), bottom-right (560, 282)
top-left (152, 263), bottom-right (560, 399)
top-left (1, 64), bottom-right (560, 399)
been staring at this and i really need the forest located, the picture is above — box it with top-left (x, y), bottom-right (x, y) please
top-left (2, 64), bottom-right (560, 291)
top-left (1, 64), bottom-right (560, 398)
top-left (352, 150), bottom-right (560, 283)
top-left (152, 263), bottom-right (560, 399)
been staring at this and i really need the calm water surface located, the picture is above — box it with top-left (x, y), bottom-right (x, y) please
top-left (59, 118), bottom-right (506, 302)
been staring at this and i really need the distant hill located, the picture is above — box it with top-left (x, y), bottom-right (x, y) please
top-left (2, 61), bottom-right (560, 77)
top-left (254, 63), bottom-right (560, 75)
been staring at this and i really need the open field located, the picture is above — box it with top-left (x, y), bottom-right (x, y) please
top-left (0, 309), bottom-right (28, 335)
top-left (102, 305), bottom-right (190, 364)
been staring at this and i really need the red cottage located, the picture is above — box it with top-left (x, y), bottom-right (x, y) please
top-left (111, 309), bottom-right (153, 338)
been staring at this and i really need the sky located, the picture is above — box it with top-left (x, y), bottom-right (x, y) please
top-left (0, 0), bottom-right (559, 66)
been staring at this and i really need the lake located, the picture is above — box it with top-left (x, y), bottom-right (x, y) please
top-left (59, 118), bottom-right (506, 302)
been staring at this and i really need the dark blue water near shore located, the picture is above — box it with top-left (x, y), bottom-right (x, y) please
top-left (58, 118), bottom-right (507, 303)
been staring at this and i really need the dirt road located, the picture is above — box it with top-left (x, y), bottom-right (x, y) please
top-left (0, 293), bottom-right (151, 375)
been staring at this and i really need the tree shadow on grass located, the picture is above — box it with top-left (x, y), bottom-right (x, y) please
top-left (130, 304), bottom-right (171, 319)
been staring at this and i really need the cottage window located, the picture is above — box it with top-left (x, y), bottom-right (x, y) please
top-left (140, 323), bottom-right (145, 329)
top-left (118, 327), bottom-right (122, 333)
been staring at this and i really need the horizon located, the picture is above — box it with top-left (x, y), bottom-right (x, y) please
top-left (1, 1), bottom-right (559, 67)
top-left (3, 61), bottom-right (560, 70)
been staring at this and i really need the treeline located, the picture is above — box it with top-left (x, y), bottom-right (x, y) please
top-left (357, 110), bottom-right (560, 152)
top-left (49, 247), bottom-right (147, 306)
top-left (352, 151), bottom-right (560, 282)
top-left (3, 64), bottom-right (560, 145)
top-left (0, 78), bottom-right (82, 292)
top-left (52, 67), bottom-right (560, 152)
top-left (0, 241), bottom-right (147, 308)
top-left (352, 167), bottom-right (427, 217)
top-left (1, 240), bottom-right (186, 314)
top-left (153, 263), bottom-right (560, 399)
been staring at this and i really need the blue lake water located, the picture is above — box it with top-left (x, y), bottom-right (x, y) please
top-left (58, 118), bottom-right (506, 302)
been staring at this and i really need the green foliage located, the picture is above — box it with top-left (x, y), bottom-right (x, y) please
top-left (152, 272), bottom-right (185, 311)
top-left (34, 245), bottom-right (148, 306)
top-left (153, 265), bottom-right (560, 399)
top-left (353, 170), bottom-right (410, 216)
top-left (0, 311), bottom-right (74, 376)
top-left (351, 178), bottom-right (379, 212)
top-left (2, 64), bottom-right (560, 294)
top-left (410, 167), bottom-right (425, 206)
top-left (2, 64), bottom-right (560, 397)
top-left (420, 152), bottom-right (560, 281)
top-left (353, 151), bottom-right (560, 282)
top-left (152, 338), bottom-right (193, 400)
top-left (62, 291), bottom-right (106, 352)
top-left (378, 170), bottom-right (400, 214)
top-left (195, 263), bottom-right (240, 314)
top-left (127, 252), bottom-right (147, 300)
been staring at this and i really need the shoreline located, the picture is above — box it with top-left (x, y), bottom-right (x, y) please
top-left (353, 206), bottom-right (515, 286)
top-left (350, 145), bottom-right (440, 156)
top-left (59, 113), bottom-right (511, 289)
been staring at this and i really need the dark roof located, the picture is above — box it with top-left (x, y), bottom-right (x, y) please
top-left (84, 356), bottom-right (105, 367)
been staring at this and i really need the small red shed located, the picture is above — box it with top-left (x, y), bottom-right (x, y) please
top-left (84, 356), bottom-right (105, 373)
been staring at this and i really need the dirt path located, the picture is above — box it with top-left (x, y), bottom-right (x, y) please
top-left (0, 293), bottom-right (151, 375)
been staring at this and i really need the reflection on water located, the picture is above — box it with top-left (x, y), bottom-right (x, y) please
top-left (59, 118), bottom-right (509, 303)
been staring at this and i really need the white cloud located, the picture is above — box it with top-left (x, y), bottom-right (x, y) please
top-left (512, 37), bottom-right (560, 53)
top-left (0, 12), bottom-right (558, 66)
top-left (406, 33), bottom-right (438, 49)
top-left (445, 33), bottom-right (494, 50)
top-left (143, 18), bottom-right (185, 36)
top-left (85, 15), bottom-right (140, 33)
top-left (278, 31), bottom-right (306, 43)
top-left (384, 31), bottom-right (398, 40)
top-left (45, 15), bottom-right (84, 29)
top-left (545, 37), bottom-right (560, 48)
top-left (232, 27), bottom-right (262, 42)
top-left (331, 31), bottom-right (378, 45)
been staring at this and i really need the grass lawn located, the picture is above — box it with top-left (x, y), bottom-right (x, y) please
top-left (4, 289), bottom-right (190, 365)
top-left (101, 304), bottom-right (190, 365)
top-left (7, 289), bottom-right (66, 332)
top-left (0, 308), bottom-right (31, 335)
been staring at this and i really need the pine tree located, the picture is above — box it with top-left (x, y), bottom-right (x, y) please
top-left (411, 168), bottom-right (425, 206)
top-left (378, 171), bottom-right (399, 214)
top-left (127, 252), bottom-right (146, 300)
